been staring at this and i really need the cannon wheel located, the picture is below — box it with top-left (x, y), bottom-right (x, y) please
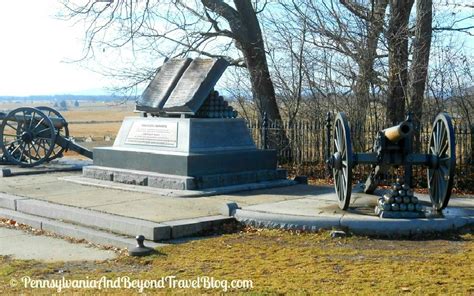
top-left (332, 112), bottom-right (353, 210)
top-left (428, 113), bottom-right (456, 211)
top-left (0, 107), bottom-right (56, 167)
top-left (36, 106), bottom-right (69, 161)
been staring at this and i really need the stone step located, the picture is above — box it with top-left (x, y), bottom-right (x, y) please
top-left (14, 199), bottom-right (171, 241)
top-left (0, 208), bottom-right (164, 249)
top-left (0, 193), bottom-right (235, 242)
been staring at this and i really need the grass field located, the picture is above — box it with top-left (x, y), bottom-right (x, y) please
top-left (0, 101), bottom-right (134, 138)
top-left (0, 227), bottom-right (473, 295)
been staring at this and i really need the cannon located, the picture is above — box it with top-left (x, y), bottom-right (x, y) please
top-left (0, 106), bottom-right (92, 167)
top-left (327, 112), bottom-right (455, 211)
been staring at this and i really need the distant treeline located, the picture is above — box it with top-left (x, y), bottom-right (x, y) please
top-left (0, 95), bottom-right (136, 102)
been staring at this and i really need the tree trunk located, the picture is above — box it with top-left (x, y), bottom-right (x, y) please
top-left (201, 0), bottom-right (285, 150)
top-left (386, 0), bottom-right (414, 125)
top-left (233, 1), bottom-right (281, 122)
top-left (408, 0), bottom-right (432, 151)
top-left (352, 0), bottom-right (388, 149)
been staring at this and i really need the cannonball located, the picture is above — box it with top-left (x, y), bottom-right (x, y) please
top-left (415, 204), bottom-right (423, 212)
top-left (394, 196), bottom-right (403, 204)
top-left (403, 196), bottom-right (411, 204)
top-left (406, 189), bottom-right (414, 197)
top-left (402, 184), bottom-right (410, 190)
top-left (399, 203), bottom-right (407, 211)
top-left (393, 183), bottom-right (402, 191)
top-left (391, 203), bottom-right (400, 211)
top-left (383, 203), bottom-right (392, 211)
top-left (391, 190), bottom-right (399, 197)
top-left (411, 196), bottom-right (418, 204)
top-left (384, 195), bottom-right (394, 204)
top-left (407, 203), bottom-right (415, 211)
top-left (398, 189), bottom-right (406, 197)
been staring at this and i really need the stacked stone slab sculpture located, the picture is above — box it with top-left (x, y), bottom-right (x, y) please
top-left (82, 58), bottom-right (287, 190)
top-left (375, 179), bottom-right (424, 218)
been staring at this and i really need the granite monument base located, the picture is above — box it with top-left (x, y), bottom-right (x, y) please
top-left (83, 166), bottom-right (287, 190)
top-left (83, 117), bottom-right (288, 190)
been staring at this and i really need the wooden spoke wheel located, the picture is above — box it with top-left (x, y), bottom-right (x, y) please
top-left (331, 112), bottom-right (353, 210)
top-left (36, 106), bottom-right (69, 161)
top-left (427, 113), bottom-right (455, 211)
top-left (0, 107), bottom-right (56, 167)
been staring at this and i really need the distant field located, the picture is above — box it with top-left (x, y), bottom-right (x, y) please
top-left (0, 101), bottom-right (135, 138)
top-left (63, 107), bottom-right (135, 138)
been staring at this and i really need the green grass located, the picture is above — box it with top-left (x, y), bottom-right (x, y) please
top-left (1, 228), bottom-right (473, 295)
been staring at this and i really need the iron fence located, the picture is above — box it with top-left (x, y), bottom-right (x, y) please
top-left (246, 115), bottom-right (473, 190)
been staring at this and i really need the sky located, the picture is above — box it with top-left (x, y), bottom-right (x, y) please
top-left (0, 1), bottom-right (472, 97)
top-left (0, 1), bottom-right (111, 96)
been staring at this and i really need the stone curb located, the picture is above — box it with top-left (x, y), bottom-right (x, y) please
top-left (15, 199), bottom-right (171, 241)
top-left (0, 208), bottom-right (164, 249)
top-left (234, 209), bottom-right (340, 231)
top-left (0, 192), bottom-right (29, 210)
top-left (339, 214), bottom-right (473, 236)
top-left (0, 193), bottom-right (236, 243)
top-left (234, 208), bottom-right (474, 236)
top-left (161, 215), bottom-right (234, 238)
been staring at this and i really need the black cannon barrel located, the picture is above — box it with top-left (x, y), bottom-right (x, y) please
top-left (382, 121), bottom-right (413, 142)
top-left (0, 112), bottom-right (67, 129)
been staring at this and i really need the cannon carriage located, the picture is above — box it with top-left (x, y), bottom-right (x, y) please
top-left (0, 106), bottom-right (92, 167)
top-left (327, 112), bottom-right (455, 211)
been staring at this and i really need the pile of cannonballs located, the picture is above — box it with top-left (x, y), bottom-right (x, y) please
top-left (196, 91), bottom-right (238, 119)
top-left (376, 180), bottom-right (423, 214)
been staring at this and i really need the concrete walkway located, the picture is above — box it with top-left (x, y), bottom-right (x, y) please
top-left (0, 227), bottom-right (116, 262)
top-left (0, 172), bottom-right (302, 222)
top-left (0, 170), bottom-right (473, 242)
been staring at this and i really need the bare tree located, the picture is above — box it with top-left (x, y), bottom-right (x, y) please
top-left (61, 0), bottom-right (282, 124)
top-left (408, 0), bottom-right (432, 149)
top-left (386, 0), bottom-right (414, 125)
top-left (339, 0), bottom-right (389, 131)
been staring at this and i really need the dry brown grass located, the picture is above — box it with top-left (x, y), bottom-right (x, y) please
top-left (0, 228), bottom-right (473, 295)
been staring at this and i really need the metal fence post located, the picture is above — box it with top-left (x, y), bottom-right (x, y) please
top-left (325, 112), bottom-right (332, 176)
top-left (262, 112), bottom-right (268, 150)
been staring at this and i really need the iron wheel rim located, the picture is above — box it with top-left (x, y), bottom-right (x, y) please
top-left (332, 112), bottom-right (353, 210)
top-left (427, 113), bottom-right (455, 211)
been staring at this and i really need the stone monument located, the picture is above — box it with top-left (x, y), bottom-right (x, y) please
top-left (83, 58), bottom-right (287, 190)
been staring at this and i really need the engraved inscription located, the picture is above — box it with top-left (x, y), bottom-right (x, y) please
top-left (125, 121), bottom-right (178, 147)
top-left (163, 58), bottom-right (228, 113)
top-left (137, 58), bottom-right (191, 110)
top-left (164, 59), bottom-right (215, 108)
